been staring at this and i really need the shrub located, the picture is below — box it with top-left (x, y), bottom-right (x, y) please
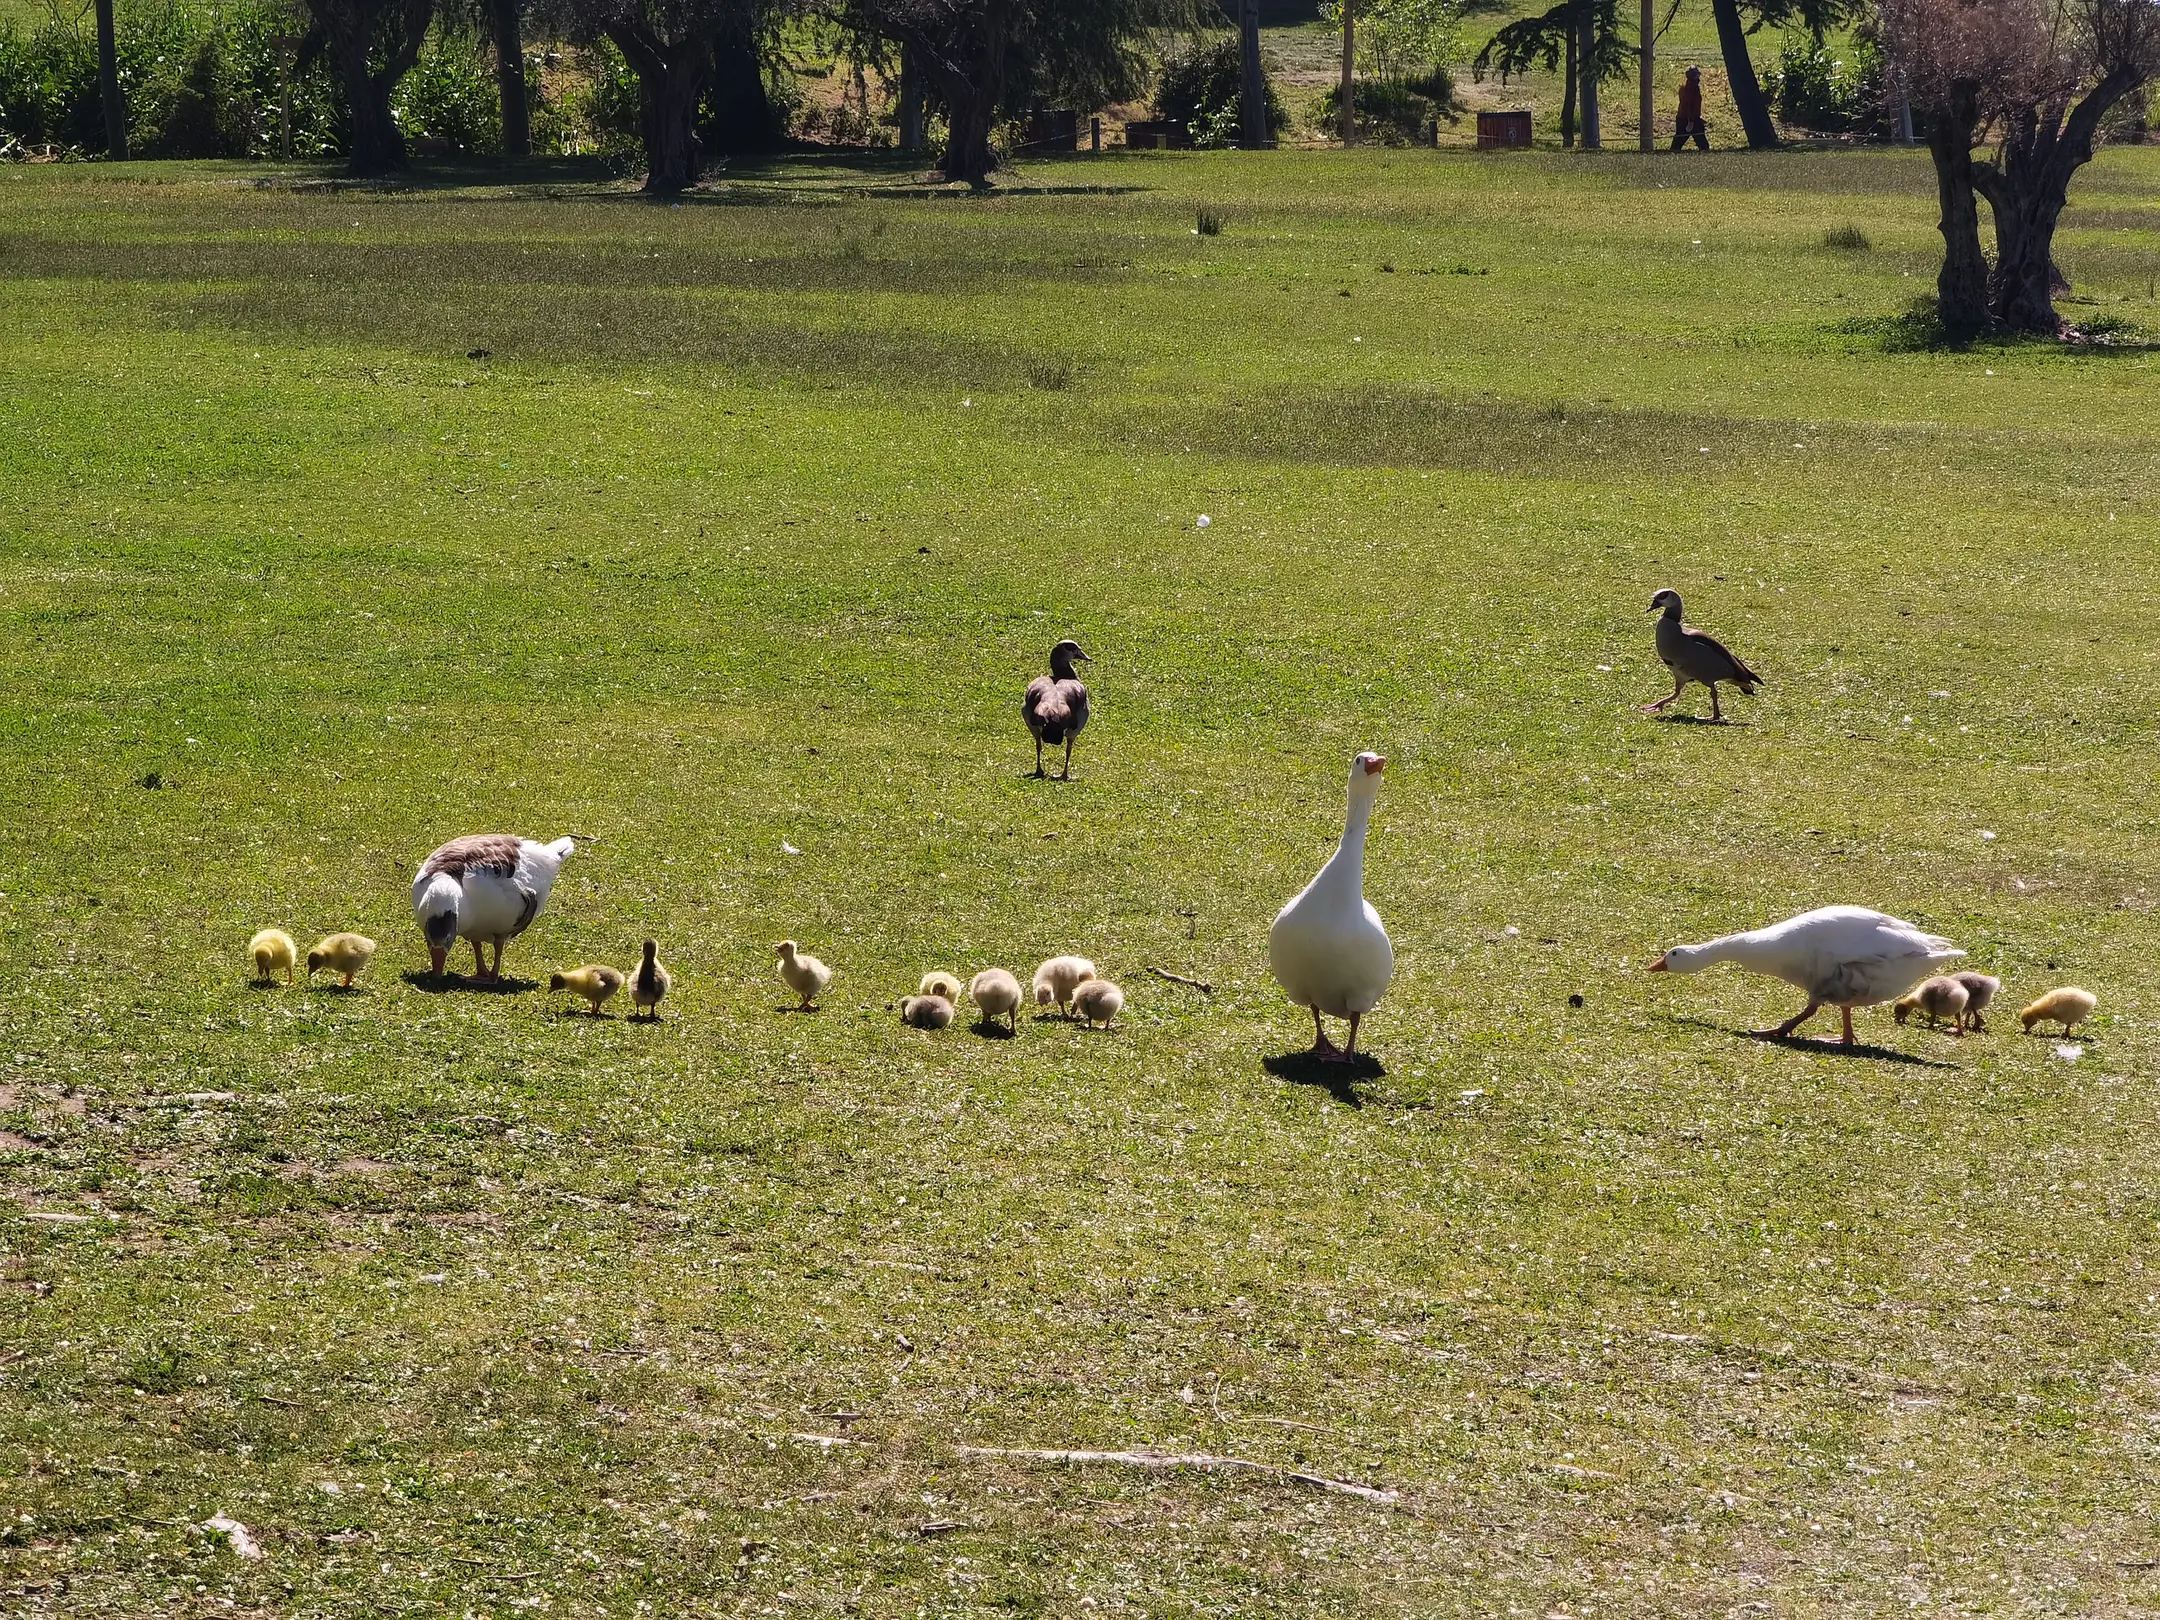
top-left (392, 34), bottom-right (500, 155)
top-left (1152, 37), bottom-right (1286, 146)
top-left (1312, 71), bottom-right (1455, 145)
top-left (1761, 34), bottom-right (1883, 134)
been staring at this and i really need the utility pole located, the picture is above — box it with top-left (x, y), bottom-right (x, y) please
top-left (95, 0), bottom-right (126, 159)
top-left (1339, 0), bottom-right (1355, 146)
top-left (1639, 0), bottom-right (1653, 150)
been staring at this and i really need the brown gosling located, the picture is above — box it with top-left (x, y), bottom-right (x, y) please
top-left (777, 940), bottom-right (831, 1010)
top-left (1072, 978), bottom-right (1125, 1030)
top-left (550, 964), bottom-right (624, 1016)
top-left (919, 970), bottom-right (964, 1003)
top-left (305, 933), bottom-right (377, 988)
top-left (2019, 986), bottom-right (2096, 1037)
top-left (967, 967), bottom-right (1023, 1033)
top-left (1952, 971), bottom-right (2001, 1031)
top-left (899, 994), bottom-right (954, 1030)
top-left (629, 940), bottom-right (671, 1021)
top-left (1031, 954), bottom-right (1096, 1018)
top-left (1893, 975), bottom-right (1969, 1033)
top-left (249, 928), bottom-right (297, 985)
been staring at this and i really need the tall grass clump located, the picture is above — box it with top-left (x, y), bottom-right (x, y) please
top-left (1822, 223), bottom-right (1871, 251)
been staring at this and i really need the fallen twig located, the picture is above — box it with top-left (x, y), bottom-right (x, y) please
top-left (253, 1393), bottom-right (305, 1408)
top-left (952, 1445), bottom-right (1396, 1504)
top-left (1233, 1415), bottom-right (1347, 1439)
top-left (788, 1432), bottom-right (858, 1447)
top-left (1146, 966), bottom-right (1213, 994)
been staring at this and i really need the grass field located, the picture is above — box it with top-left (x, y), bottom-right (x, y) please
top-left (5, 145), bottom-right (2160, 1616)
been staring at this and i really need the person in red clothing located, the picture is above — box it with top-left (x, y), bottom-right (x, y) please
top-left (1671, 65), bottom-right (1709, 150)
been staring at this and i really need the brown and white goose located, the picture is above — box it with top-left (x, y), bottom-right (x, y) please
top-left (1023, 640), bottom-right (1092, 779)
top-left (1642, 588), bottom-right (1763, 722)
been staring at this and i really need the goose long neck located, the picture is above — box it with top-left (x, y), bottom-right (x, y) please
top-left (1319, 786), bottom-right (1377, 889)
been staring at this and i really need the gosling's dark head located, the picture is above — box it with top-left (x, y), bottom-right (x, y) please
top-left (549, 971), bottom-right (569, 991)
top-left (305, 950), bottom-right (325, 977)
top-left (1648, 588), bottom-right (1683, 617)
top-left (641, 939), bottom-right (657, 960)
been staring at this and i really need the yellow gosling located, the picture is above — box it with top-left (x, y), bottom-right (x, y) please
top-left (249, 928), bottom-right (297, 985)
top-left (2019, 987), bottom-right (2097, 1037)
top-left (550, 965), bottom-right (624, 1016)
top-left (777, 940), bottom-right (831, 1010)
top-left (305, 933), bottom-right (377, 988)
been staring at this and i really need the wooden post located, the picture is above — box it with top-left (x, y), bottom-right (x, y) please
top-left (1239, 0), bottom-right (1269, 149)
top-left (1577, 0), bottom-right (1600, 148)
top-left (1339, 0), bottom-right (1355, 146)
top-left (95, 0), bottom-right (126, 159)
top-left (1639, 0), bottom-right (1653, 150)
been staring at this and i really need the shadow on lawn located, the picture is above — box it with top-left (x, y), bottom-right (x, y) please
top-left (1264, 1050), bottom-right (1386, 1107)
top-left (1652, 1012), bottom-right (1958, 1067)
top-left (402, 971), bottom-right (540, 995)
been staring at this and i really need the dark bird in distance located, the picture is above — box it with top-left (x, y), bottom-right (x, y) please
top-left (1024, 639), bottom-right (1092, 779)
top-left (1641, 589), bottom-right (1763, 723)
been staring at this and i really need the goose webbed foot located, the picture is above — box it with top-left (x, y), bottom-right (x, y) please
top-left (1308, 1006), bottom-right (1348, 1061)
top-left (1756, 1000), bottom-right (1822, 1040)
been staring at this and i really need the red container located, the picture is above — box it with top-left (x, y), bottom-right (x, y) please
top-left (1477, 111), bottom-right (1534, 149)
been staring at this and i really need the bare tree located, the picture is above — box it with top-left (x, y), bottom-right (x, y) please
top-left (1883, 0), bottom-right (2158, 334)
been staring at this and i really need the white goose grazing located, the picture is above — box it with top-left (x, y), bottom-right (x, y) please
top-left (411, 834), bottom-right (578, 980)
top-left (1269, 752), bottom-right (1393, 1061)
top-left (1650, 904), bottom-right (1963, 1045)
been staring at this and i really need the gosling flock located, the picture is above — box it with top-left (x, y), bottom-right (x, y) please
top-left (244, 600), bottom-right (2100, 1058)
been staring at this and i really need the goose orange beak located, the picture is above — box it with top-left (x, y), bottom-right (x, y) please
top-left (1363, 756), bottom-right (1386, 776)
top-left (1647, 952), bottom-right (1669, 972)
top-left (430, 946), bottom-right (448, 975)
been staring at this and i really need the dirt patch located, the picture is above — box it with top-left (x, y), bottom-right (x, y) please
top-left (0, 1130), bottom-right (47, 1151)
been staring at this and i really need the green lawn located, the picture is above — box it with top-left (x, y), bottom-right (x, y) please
top-left (5, 146), bottom-right (2160, 1616)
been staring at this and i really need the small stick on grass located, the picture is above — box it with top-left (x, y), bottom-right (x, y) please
top-left (1146, 966), bottom-right (1213, 994)
top-left (952, 1445), bottom-right (1397, 1504)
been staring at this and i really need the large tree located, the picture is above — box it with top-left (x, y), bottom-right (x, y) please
top-left (564, 0), bottom-right (771, 192)
top-left (1883, 0), bottom-right (2160, 334)
top-left (301, 0), bottom-right (436, 173)
top-left (855, 0), bottom-right (1198, 186)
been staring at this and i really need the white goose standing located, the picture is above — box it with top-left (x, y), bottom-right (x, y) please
top-left (1269, 752), bottom-right (1394, 1061)
top-left (411, 834), bottom-right (578, 980)
top-left (1650, 904), bottom-right (1963, 1045)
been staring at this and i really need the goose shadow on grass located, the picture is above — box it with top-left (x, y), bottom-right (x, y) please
top-left (402, 971), bottom-right (541, 995)
top-left (971, 1019), bottom-right (1018, 1041)
top-left (1650, 713), bottom-right (1750, 726)
top-left (1652, 1011), bottom-right (1958, 1067)
top-left (1263, 1050), bottom-right (1386, 1107)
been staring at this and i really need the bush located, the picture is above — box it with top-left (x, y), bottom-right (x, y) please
top-left (1152, 37), bottom-right (1286, 147)
top-left (1312, 71), bottom-right (1455, 145)
top-left (392, 34), bottom-right (500, 155)
top-left (1761, 34), bottom-right (1882, 134)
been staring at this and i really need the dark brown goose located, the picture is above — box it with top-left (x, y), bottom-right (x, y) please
top-left (1642, 589), bottom-right (1763, 722)
top-left (1023, 639), bottom-right (1092, 779)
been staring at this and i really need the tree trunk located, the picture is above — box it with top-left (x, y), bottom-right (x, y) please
top-left (492, 0), bottom-right (529, 158)
top-left (1239, 0), bottom-right (1268, 149)
top-left (1980, 68), bottom-right (2145, 334)
top-left (95, 0), bottom-right (126, 158)
top-left (1708, 0), bottom-right (1777, 149)
top-left (939, 84), bottom-right (997, 183)
top-left (1925, 78), bottom-right (1990, 337)
top-left (607, 23), bottom-right (713, 194)
top-left (1577, 0), bottom-right (1600, 148)
top-left (1339, 0), bottom-right (1354, 145)
top-left (311, 0), bottom-right (431, 175)
top-left (898, 44), bottom-right (925, 151)
top-left (707, 32), bottom-right (782, 153)
top-left (1561, 13), bottom-right (1576, 147)
top-left (1638, 0), bottom-right (1652, 152)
